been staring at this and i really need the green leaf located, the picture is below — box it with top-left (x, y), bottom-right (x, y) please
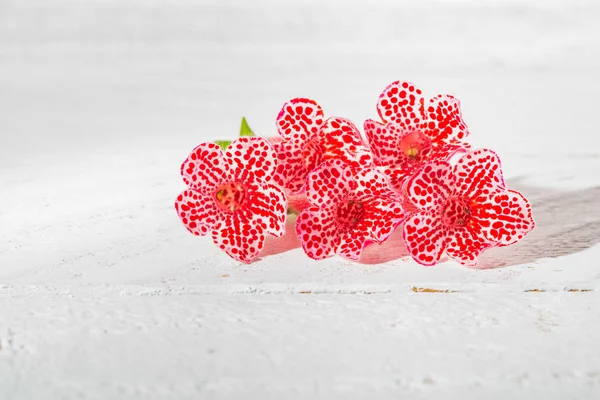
top-left (214, 140), bottom-right (232, 151)
top-left (239, 117), bottom-right (255, 137)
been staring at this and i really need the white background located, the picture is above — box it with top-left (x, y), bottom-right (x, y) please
top-left (1, 0), bottom-right (600, 398)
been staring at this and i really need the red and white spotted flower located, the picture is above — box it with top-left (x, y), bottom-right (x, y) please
top-left (364, 81), bottom-right (470, 192)
top-left (296, 159), bottom-right (408, 261)
top-left (273, 98), bottom-right (372, 194)
top-left (174, 137), bottom-right (287, 263)
top-left (403, 149), bottom-right (534, 266)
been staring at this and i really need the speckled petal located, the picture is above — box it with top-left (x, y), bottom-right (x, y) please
top-left (224, 137), bottom-right (277, 185)
top-left (337, 231), bottom-right (368, 261)
top-left (352, 168), bottom-right (407, 243)
top-left (276, 98), bottom-right (325, 142)
top-left (211, 212), bottom-right (265, 263)
top-left (403, 211), bottom-right (449, 266)
top-left (245, 183), bottom-right (287, 238)
top-left (445, 229), bottom-right (494, 267)
top-left (376, 81), bottom-right (425, 131)
top-left (364, 116), bottom-right (467, 195)
top-left (305, 159), bottom-right (354, 208)
top-left (354, 167), bottom-right (400, 202)
top-left (174, 189), bottom-right (224, 236)
top-left (180, 142), bottom-right (225, 194)
top-left (405, 160), bottom-right (454, 212)
top-left (386, 142), bottom-right (469, 192)
top-left (358, 199), bottom-right (405, 244)
top-left (429, 141), bottom-right (470, 163)
top-left (321, 117), bottom-right (373, 169)
top-left (387, 163), bottom-right (422, 193)
top-left (453, 149), bottom-right (506, 201)
top-left (423, 94), bottom-right (469, 143)
top-left (272, 140), bottom-right (310, 194)
top-left (296, 207), bottom-right (341, 260)
top-left (363, 119), bottom-right (403, 168)
top-left (474, 189), bottom-right (535, 247)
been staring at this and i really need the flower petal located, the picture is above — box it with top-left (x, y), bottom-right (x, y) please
top-left (445, 228), bottom-right (494, 267)
top-left (180, 142), bottom-right (225, 193)
top-left (388, 142), bottom-right (469, 192)
top-left (305, 159), bottom-right (354, 208)
top-left (321, 117), bottom-right (373, 168)
top-left (211, 213), bottom-right (265, 263)
top-left (423, 94), bottom-right (469, 143)
top-left (429, 141), bottom-right (470, 162)
top-left (244, 183), bottom-right (287, 238)
top-left (354, 167), bottom-right (400, 202)
top-left (405, 160), bottom-right (454, 212)
top-left (387, 163), bottom-right (421, 193)
top-left (276, 98), bottom-right (325, 142)
top-left (351, 168), bottom-right (407, 242)
top-left (272, 140), bottom-right (309, 194)
top-left (376, 81), bottom-right (425, 131)
top-left (364, 120), bottom-right (414, 192)
top-left (174, 189), bottom-right (224, 236)
top-left (474, 189), bottom-right (535, 246)
top-left (356, 199), bottom-right (405, 244)
top-left (403, 211), bottom-right (449, 266)
top-left (453, 149), bottom-right (505, 201)
top-left (363, 119), bottom-right (403, 168)
top-left (224, 137), bottom-right (277, 185)
top-left (296, 207), bottom-right (341, 260)
top-left (337, 231), bottom-right (368, 261)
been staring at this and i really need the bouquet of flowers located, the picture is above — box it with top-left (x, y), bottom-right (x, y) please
top-left (175, 81), bottom-right (534, 266)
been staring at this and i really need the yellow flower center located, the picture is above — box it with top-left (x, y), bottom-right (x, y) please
top-left (399, 130), bottom-right (432, 161)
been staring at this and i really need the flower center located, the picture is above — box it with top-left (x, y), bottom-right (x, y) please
top-left (214, 182), bottom-right (247, 213)
top-left (441, 197), bottom-right (471, 228)
top-left (302, 138), bottom-right (325, 170)
top-left (399, 130), bottom-right (432, 161)
top-left (335, 200), bottom-right (365, 231)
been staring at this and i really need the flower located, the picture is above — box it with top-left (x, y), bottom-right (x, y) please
top-left (296, 159), bottom-right (407, 260)
top-left (273, 98), bottom-right (372, 194)
top-left (364, 81), bottom-right (470, 192)
top-left (174, 137), bottom-right (287, 263)
top-left (402, 149), bottom-right (535, 266)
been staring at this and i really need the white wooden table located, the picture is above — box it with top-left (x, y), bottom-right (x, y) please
top-left (1, 1), bottom-right (600, 398)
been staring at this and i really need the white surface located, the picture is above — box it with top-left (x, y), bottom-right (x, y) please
top-left (1, 0), bottom-right (600, 399)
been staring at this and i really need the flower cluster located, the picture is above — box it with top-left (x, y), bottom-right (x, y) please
top-left (175, 81), bottom-right (534, 266)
